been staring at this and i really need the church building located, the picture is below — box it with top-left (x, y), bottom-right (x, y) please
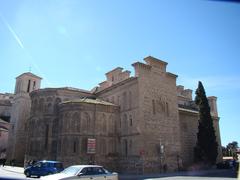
top-left (6, 56), bottom-right (222, 173)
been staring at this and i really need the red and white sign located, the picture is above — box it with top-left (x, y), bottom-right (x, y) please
top-left (87, 138), bottom-right (96, 154)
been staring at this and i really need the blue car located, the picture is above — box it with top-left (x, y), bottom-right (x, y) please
top-left (24, 160), bottom-right (64, 178)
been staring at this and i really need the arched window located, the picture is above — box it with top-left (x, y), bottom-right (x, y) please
top-left (39, 98), bottom-right (44, 112)
top-left (129, 91), bottom-right (132, 109)
top-left (73, 141), bottom-right (77, 153)
top-left (46, 97), bottom-right (53, 113)
top-left (72, 112), bottom-right (80, 132)
top-left (166, 102), bottom-right (169, 116)
top-left (123, 139), bottom-right (128, 156)
top-left (33, 81), bottom-right (36, 90)
top-left (123, 114), bottom-right (128, 134)
top-left (64, 112), bottom-right (70, 132)
top-left (27, 79), bottom-right (31, 93)
top-left (45, 124), bottom-right (49, 148)
top-left (82, 112), bottom-right (90, 133)
top-left (73, 139), bottom-right (78, 153)
top-left (52, 118), bottom-right (58, 135)
top-left (152, 99), bottom-right (156, 115)
top-left (54, 98), bottom-right (61, 113)
top-left (129, 115), bottom-right (133, 126)
top-left (33, 99), bottom-right (38, 113)
top-left (123, 92), bottom-right (127, 110)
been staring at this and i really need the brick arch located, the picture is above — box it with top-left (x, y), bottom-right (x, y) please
top-left (47, 97), bottom-right (53, 102)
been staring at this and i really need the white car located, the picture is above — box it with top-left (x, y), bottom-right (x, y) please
top-left (40, 165), bottom-right (118, 180)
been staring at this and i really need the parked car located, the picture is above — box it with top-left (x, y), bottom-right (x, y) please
top-left (40, 165), bottom-right (118, 180)
top-left (24, 160), bottom-right (64, 178)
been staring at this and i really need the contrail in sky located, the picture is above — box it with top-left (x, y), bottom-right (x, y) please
top-left (0, 13), bottom-right (52, 86)
top-left (0, 14), bottom-right (25, 49)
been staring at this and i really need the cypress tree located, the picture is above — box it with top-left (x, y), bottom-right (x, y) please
top-left (194, 81), bottom-right (218, 165)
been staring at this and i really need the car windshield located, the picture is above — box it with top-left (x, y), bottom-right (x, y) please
top-left (61, 166), bottom-right (82, 175)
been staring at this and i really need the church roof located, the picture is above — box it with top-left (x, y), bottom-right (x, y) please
top-left (16, 72), bottom-right (42, 79)
top-left (61, 98), bottom-right (117, 106)
top-left (60, 87), bottom-right (91, 94)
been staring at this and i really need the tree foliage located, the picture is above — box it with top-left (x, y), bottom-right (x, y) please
top-left (194, 81), bottom-right (218, 165)
top-left (222, 141), bottom-right (239, 158)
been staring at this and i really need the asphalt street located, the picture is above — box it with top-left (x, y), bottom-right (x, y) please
top-left (0, 166), bottom-right (238, 180)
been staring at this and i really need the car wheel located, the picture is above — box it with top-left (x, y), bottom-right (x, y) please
top-left (25, 171), bottom-right (31, 177)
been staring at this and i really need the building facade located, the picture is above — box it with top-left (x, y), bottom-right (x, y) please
top-left (6, 56), bottom-right (222, 173)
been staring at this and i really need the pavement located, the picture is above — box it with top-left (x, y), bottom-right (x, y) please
top-left (0, 165), bottom-right (238, 180)
top-left (0, 165), bottom-right (24, 174)
top-left (118, 169), bottom-right (238, 180)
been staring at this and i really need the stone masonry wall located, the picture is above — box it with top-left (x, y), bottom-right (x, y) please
top-left (25, 88), bottom-right (93, 164)
top-left (57, 101), bottom-right (119, 172)
top-left (132, 57), bottom-right (182, 173)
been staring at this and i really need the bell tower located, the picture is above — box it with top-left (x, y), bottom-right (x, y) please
top-left (7, 72), bottom-right (42, 165)
top-left (14, 72), bottom-right (41, 94)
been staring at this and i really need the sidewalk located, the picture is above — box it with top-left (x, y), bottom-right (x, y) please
top-left (119, 169), bottom-right (236, 180)
top-left (0, 165), bottom-right (24, 174)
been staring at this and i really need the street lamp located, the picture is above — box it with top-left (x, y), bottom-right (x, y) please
top-left (159, 140), bottom-right (164, 172)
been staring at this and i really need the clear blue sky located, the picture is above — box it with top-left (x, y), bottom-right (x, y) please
top-left (0, 0), bottom-right (239, 147)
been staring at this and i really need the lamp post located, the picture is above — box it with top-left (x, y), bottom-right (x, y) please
top-left (159, 140), bottom-right (164, 172)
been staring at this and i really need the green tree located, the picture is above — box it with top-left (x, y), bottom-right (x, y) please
top-left (222, 146), bottom-right (228, 156)
top-left (226, 141), bottom-right (238, 158)
top-left (194, 81), bottom-right (218, 165)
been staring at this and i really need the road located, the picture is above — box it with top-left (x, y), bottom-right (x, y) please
top-left (0, 166), bottom-right (238, 180)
